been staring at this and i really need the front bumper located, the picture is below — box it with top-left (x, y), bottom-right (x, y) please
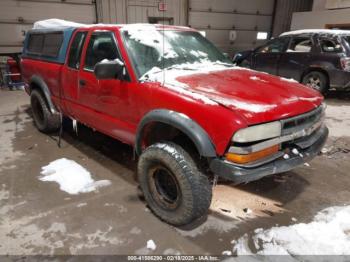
top-left (210, 125), bottom-right (328, 184)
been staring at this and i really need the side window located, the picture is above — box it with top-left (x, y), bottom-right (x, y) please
top-left (27, 34), bottom-right (44, 54)
top-left (257, 38), bottom-right (290, 53)
top-left (68, 32), bottom-right (87, 69)
top-left (287, 37), bottom-right (312, 53)
top-left (42, 32), bottom-right (63, 57)
top-left (84, 32), bottom-right (120, 71)
top-left (319, 38), bottom-right (343, 53)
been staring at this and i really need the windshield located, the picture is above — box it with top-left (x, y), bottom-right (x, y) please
top-left (122, 28), bottom-right (233, 78)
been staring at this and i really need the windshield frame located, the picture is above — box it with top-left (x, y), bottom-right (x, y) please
top-left (120, 28), bottom-right (233, 80)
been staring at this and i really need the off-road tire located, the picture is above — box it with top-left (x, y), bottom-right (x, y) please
top-left (30, 89), bottom-right (60, 133)
top-left (302, 71), bottom-right (328, 95)
top-left (138, 142), bottom-right (212, 226)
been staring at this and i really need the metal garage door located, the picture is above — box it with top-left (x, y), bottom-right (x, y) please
top-left (96, 0), bottom-right (187, 26)
top-left (188, 0), bottom-right (275, 55)
top-left (0, 0), bottom-right (96, 55)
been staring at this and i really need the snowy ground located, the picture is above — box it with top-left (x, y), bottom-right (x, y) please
top-left (232, 205), bottom-right (350, 256)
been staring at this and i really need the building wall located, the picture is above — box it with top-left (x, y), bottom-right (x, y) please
top-left (0, 0), bottom-right (96, 55)
top-left (96, 0), bottom-right (187, 25)
top-left (272, 0), bottom-right (313, 36)
top-left (291, 0), bottom-right (350, 30)
top-left (0, 0), bottom-right (313, 56)
top-left (97, 0), bottom-right (277, 54)
top-left (187, 0), bottom-right (275, 54)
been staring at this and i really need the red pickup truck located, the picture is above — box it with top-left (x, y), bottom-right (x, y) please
top-left (21, 22), bottom-right (328, 225)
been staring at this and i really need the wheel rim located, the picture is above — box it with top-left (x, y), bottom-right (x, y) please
top-left (32, 96), bottom-right (45, 125)
top-left (148, 165), bottom-right (181, 210)
top-left (306, 74), bottom-right (322, 91)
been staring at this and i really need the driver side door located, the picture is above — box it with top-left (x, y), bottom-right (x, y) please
top-left (252, 37), bottom-right (290, 75)
top-left (78, 30), bottom-right (135, 143)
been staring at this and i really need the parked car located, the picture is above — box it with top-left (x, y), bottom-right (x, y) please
top-left (21, 20), bottom-right (328, 226)
top-left (233, 29), bottom-right (350, 94)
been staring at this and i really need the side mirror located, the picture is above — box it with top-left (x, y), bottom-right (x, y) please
top-left (94, 59), bottom-right (125, 80)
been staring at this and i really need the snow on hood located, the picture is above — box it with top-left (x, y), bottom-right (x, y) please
top-left (140, 63), bottom-right (323, 121)
top-left (39, 158), bottom-right (111, 195)
top-left (140, 61), bottom-right (234, 106)
top-left (232, 205), bottom-right (350, 255)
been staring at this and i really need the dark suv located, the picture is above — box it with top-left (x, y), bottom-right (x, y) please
top-left (233, 29), bottom-right (350, 94)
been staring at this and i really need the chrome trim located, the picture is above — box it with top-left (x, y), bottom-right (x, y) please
top-left (229, 120), bottom-right (324, 155)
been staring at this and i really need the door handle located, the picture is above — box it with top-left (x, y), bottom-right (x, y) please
top-left (79, 79), bottom-right (86, 87)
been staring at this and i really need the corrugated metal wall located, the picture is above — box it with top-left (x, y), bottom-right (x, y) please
top-left (0, 0), bottom-right (96, 55)
top-left (272, 0), bottom-right (313, 37)
top-left (96, 0), bottom-right (187, 25)
top-left (188, 0), bottom-right (276, 54)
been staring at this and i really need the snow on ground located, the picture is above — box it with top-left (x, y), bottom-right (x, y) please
top-left (146, 240), bottom-right (157, 250)
top-left (232, 205), bottom-right (350, 255)
top-left (39, 158), bottom-right (111, 195)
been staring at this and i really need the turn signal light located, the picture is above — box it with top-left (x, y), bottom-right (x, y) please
top-left (225, 145), bottom-right (279, 164)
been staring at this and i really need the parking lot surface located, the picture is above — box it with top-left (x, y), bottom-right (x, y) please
top-left (0, 90), bottom-right (349, 255)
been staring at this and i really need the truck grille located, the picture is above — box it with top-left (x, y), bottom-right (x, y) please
top-left (281, 105), bottom-right (325, 136)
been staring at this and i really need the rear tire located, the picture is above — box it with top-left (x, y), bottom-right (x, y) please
top-left (137, 142), bottom-right (212, 226)
top-left (30, 89), bottom-right (60, 133)
top-left (302, 71), bottom-right (328, 94)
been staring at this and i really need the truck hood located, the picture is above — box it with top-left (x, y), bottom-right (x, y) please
top-left (172, 67), bottom-right (323, 125)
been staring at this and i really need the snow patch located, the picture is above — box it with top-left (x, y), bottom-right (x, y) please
top-left (121, 24), bottom-right (178, 60)
top-left (140, 62), bottom-right (280, 112)
top-left (140, 62), bottom-right (229, 105)
top-left (281, 29), bottom-right (350, 37)
top-left (147, 240), bottom-right (157, 250)
top-left (39, 158), bottom-right (111, 195)
top-left (232, 205), bottom-right (350, 255)
top-left (250, 76), bottom-right (268, 83)
top-left (280, 77), bottom-right (298, 83)
top-left (33, 19), bottom-right (84, 29)
top-left (209, 96), bottom-right (277, 113)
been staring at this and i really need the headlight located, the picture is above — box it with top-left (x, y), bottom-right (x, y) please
top-left (232, 121), bottom-right (282, 143)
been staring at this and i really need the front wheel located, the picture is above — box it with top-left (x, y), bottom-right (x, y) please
top-left (302, 71), bottom-right (328, 94)
top-left (137, 142), bottom-right (212, 226)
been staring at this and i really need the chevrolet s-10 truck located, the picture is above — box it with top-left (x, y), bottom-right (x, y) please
top-left (21, 20), bottom-right (328, 225)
